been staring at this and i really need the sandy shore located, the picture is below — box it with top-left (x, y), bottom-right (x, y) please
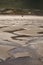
top-left (0, 15), bottom-right (43, 62)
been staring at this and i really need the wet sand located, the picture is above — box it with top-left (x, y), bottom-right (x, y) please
top-left (0, 15), bottom-right (43, 64)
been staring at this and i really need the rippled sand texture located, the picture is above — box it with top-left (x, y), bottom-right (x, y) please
top-left (0, 15), bottom-right (43, 64)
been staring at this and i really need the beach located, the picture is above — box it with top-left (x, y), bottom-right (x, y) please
top-left (0, 15), bottom-right (43, 64)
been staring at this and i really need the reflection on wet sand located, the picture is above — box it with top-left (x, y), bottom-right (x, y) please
top-left (0, 56), bottom-right (43, 65)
